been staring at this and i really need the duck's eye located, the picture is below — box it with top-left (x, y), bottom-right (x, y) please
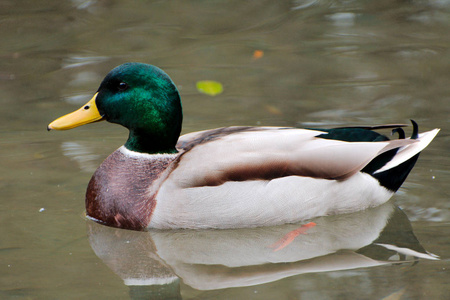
top-left (118, 82), bottom-right (128, 91)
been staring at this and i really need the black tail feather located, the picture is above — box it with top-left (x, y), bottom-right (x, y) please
top-left (410, 119), bottom-right (419, 139)
top-left (391, 127), bottom-right (405, 139)
top-left (370, 153), bottom-right (420, 192)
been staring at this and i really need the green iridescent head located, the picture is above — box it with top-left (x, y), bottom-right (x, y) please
top-left (48, 63), bottom-right (183, 154)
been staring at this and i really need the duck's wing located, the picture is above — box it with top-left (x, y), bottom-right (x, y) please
top-left (173, 127), bottom-right (415, 188)
top-left (176, 126), bottom-right (271, 151)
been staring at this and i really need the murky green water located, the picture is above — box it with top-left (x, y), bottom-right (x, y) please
top-left (1, 1), bottom-right (449, 299)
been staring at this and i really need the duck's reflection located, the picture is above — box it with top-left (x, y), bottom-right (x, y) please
top-left (87, 201), bottom-right (438, 298)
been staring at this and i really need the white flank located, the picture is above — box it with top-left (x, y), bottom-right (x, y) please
top-left (150, 172), bottom-right (393, 229)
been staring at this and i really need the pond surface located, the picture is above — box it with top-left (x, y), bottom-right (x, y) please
top-left (1, 1), bottom-right (449, 299)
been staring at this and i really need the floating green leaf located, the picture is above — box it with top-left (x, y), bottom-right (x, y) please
top-left (196, 80), bottom-right (223, 96)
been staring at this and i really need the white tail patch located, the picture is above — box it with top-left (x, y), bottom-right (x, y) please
top-left (374, 128), bottom-right (440, 174)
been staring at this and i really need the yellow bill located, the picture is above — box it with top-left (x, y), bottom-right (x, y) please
top-left (48, 93), bottom-right (104, 130)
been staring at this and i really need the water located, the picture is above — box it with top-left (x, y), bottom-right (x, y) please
top-left (1, 1), bottom-right (449, 299)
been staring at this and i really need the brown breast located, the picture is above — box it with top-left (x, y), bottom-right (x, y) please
top-left (85, 148), bottom-right (176, 230)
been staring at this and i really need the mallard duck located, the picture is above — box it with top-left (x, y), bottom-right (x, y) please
top-left (48, 63), bottom-right (439, 230)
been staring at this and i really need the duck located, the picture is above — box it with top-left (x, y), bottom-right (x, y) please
top-left (48, 62), bottom-right (439, 231)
